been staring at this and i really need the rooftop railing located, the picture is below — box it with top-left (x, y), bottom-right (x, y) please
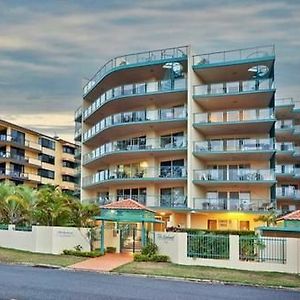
top-left (194, 108), bottom-right (274, 124)
top-left (193, 78), bottom-right (274, 97)
top-left (83, 77), bottom-right (186, 120)
top-left (83, 166), bottom-right (187, 187)
top-left (194, 138), bottom-right (274, 153)
top-left (83, 46), bottom-right (188, 96)
top-left (193, 168), bottom-right (275, 182)
top-left (83, 136), bottom-right (187, 165)
top-left (193, 45), bottom-right (275, 66)
top-left (83, 106), bottom-right (187, 142)
top-left (192, 198), bottom-right (273, 211)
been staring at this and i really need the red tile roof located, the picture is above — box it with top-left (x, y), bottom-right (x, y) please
top-left (277, 210), bottom-right (300, 221)
top-left (100, 199), bottom-right (155, 212)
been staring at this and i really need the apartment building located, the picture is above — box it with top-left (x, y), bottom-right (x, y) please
top-left (0, 119), bottom-right (78, 192)
top-left (76, 45), bottom-right (298, 231)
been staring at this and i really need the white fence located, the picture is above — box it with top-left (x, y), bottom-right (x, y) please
top-left (155, 232), bottom-right (300, 274)
top-left (0, 225), bottom-right (90, 254)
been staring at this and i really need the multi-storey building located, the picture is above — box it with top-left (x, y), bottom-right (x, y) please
top-left (0, 119), bottom-right (78, 192)
top-left (77, 45), bottom-right (297, 231)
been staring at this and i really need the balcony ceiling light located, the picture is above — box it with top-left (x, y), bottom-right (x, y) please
top-left (248, 65), bottom-right (269, 78)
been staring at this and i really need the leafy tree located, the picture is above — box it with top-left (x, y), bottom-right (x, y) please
top-left (254, 210), bottom-right (278, 227)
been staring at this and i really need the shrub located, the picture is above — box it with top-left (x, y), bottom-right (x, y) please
top-left (133, 254), bottom-right (150, 262)
top-left (106, 247), bottom-right (116, 253)
top-left (63, 249), bottom-right (102, 258)
top-left (141, 242), bottom-right (158, 257)
top-left (149, 255), bottom-right (169, 262)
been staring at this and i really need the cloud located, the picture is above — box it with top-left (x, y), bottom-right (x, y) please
top-left (0, 0), bottom-right (299, 142)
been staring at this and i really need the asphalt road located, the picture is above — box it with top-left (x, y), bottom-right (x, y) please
top-left (0, 264), bottom-right (299, 300)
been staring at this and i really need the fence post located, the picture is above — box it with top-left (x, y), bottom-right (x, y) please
top-left (229, 235), bottom-right (239, 264)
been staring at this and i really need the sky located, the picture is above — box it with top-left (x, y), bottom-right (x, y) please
top-left (0, 0), bottom-right (299, 142)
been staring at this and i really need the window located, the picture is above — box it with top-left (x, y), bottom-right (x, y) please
top-left (39, 153), bottom-right (55, 165)
top-left (160, 132), bottom-right (184, 149)
top-left (62, 175), bottom-right (75, 183)
top-left (11, 130), bottom-right (25, 145)
top-left (63, 160), bottom-right (76, 169)
top-left (116, 188), bottom-right (146, 204)
top-left (160, 159), bottom-right (185, 177)
top-left (39, 137), bottom-right (55, 150)
top-left (11, 147), bottom-right (25, 160)
top-left (160, 187), bottom-right (185, 207)
top-left (63, 146), bottom-right (75, 155)
top-left (38, 168), bottom-right (55, 179)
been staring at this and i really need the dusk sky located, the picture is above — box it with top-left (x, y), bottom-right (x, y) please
top-left (0, 0), bottom-right (299, 142)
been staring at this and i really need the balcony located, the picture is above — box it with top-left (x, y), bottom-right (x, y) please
top-left (74, 128), bottom-right (82, 142)
top-left (193, 168), bottom-right (275, 186)
top-left (192, 45), bottom-right (275, 83)
top-left (193, 138), bottom-right (275, 161)
top-left (275, 98), bottom-right (300, 119)
top-left (82, 166), bottom-right (187, 188)
top-left (275, 142), bottom-right (300, 160)
top-left (193, 108), bottom-right (275, 135)
top-left (192, 198), bottom-right (273, 212)
top-left (74, 106), bottom-right (82, 122)
top-left (83, 107), bottom-right (187, 146)
top-left (0, 135), bottom-right (42, 152)
top-left (193, 78), bottom-right (275, 110)
top-left (84, 195), bottom-right (187, 209)
top-left (83, 136), bottom-right (187, 166)
top-left (83, 46), bottom-right (188, 97)
top-left (276, 187), bottom-right (300, 200)
top-left (0, 169), bottom-right (40, 182)
top-left (276, 165), bottom-right (300, 180)
top-left (0, 152), bottom-right (41, 167)
top-left (83, 78), bottom-right (187, 123)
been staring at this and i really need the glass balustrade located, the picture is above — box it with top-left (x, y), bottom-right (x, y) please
top-left (194, 138), bottom-right (274, 153)
top-left (193, 169), bottom-right (275, 182)
top-left (275, 142), bottom-right (294, 152)
top-left (193, 78), bottom-right (274, 97)
top-left (193, 45), bottom-right (274, 66)
top-left (193, 108), bottom-right (274, 124)
top-left (83, 78), bottom-right (187, 120)
top-left (192, 198), bottom-right (272, 211)
top-left (83, 166), bottom-right (187, 187)
top-left (275, 98), bottom-right (294, 107)
top-left (276, 187), bottom-right (300, 198)
top-left (83, 46), bottom-right (188, 95)
top-left (0, 134), bottom-right (41, 151)
top-left (275, 120), bottom-right (293, 130)
top-left (83, 107), bottom-right (187, 142)
top-left (83, 136), bottom-right (187, 164)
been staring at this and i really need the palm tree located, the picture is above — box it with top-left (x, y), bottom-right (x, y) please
top-left (254, 210), bottom-right (277, 227)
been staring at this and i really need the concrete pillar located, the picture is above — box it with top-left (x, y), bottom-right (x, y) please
top-left (229, 235), bottom-right (239, 263)
top-left (186, 213), bottom-right (191, 229)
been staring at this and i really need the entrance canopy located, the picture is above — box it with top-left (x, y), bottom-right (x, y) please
top-left (95, 199), bottom-right (164, 223)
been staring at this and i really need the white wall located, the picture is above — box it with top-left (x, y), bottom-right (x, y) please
top-left (0, 225), bottom-right (90, 254)
top-left (155, 232), bottom-right (300, 274)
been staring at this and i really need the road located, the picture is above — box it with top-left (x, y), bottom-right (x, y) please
top-left (0, 264), bottom-right (298, 300)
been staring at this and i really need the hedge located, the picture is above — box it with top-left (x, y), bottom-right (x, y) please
top-left (63, 249), bottom-right (103, 257)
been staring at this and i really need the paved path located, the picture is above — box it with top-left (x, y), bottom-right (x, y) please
top-left (70, 253), bottom-right (133, 271)
top-left (0, 264), bottom-right (299, 300)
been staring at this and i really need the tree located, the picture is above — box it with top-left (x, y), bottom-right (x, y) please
top-left (254, 210), bottom-right (277, 227)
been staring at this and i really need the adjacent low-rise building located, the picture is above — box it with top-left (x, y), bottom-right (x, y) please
top-left (0, 119), bottom-right (78, 192)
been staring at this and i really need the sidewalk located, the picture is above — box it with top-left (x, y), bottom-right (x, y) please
top-left (70, 253), bottom-right (133, 272)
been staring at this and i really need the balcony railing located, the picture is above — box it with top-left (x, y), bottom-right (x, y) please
top-left (83, 46), bottom-right (188, 96)
top-left (276, 165), bottom-right (300, 177)
top-left (0, 135), bottom-right (41, 151)
top-left (0, 152), bottom-right (41, 166)
top-left (192, 198), bottom-right (273, 211)
top-left (83, 78), bottom-right (187, 120)
top-left (0, 168), bottom-right (28, 180)
top-left (193, 78), bottom-right (274, 97)
top-left (193, 169), bottom-right (275, 182)
top-left (83, 136), bottom-right (187, 164)
top-left (83, 106), bottom-right (187, 142)
top-left (194, 108), bottom-right (274, 124)
top-left (275, 120), bottom-right (293, 130)
top-left (275, 142), bottom-right (294, 152)
top-left (74, 106), bottom-right (82, 121)
top-left (194, 138), bottom-right (274, 153)
top-left (276, 187), bottom-right (300, 199)
top-left (193, 45), bottom-right (274, 66)
top-left (83, 166), bottom-right (187, 187)
top-left (275, 98), bottom-right (294, 107)
top-left (84, 195), bottom-right (187, 208)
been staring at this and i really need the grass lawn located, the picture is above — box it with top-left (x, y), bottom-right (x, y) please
top-left (0, 247), bottom-right (87, 267)
top-left (115, 262), bottom-right (300, 288)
